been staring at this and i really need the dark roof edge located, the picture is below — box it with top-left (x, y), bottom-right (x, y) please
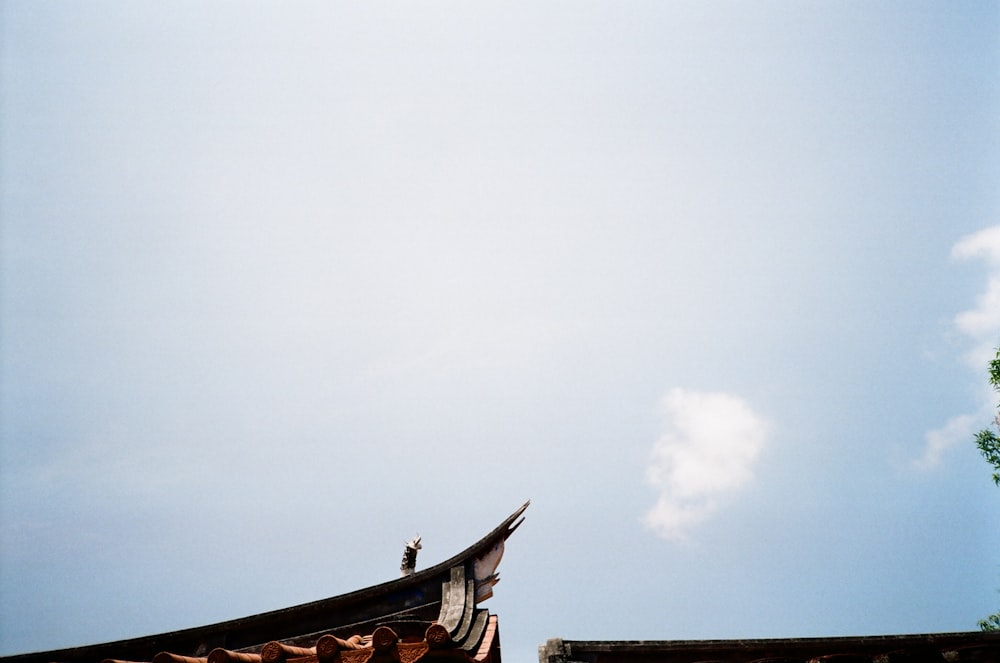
top-left (544, 630), bottom-right (1000, 661)
top-left (3, 501), bottom-right (530, 661)
top-left (236, 499), bottom-right (530, 622)
top-left (557, 631), bottom-right (1000, 648)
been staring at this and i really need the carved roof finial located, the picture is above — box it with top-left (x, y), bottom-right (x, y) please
top-left (400, 535), bottom-right (422, 577)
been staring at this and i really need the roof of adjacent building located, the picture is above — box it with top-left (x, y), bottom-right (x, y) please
top-left (1, 502), bottom-right (529, 663)
top-left (540, 633), bottom-right (1000, 663)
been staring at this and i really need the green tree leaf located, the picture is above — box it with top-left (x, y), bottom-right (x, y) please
top-left (977, 346), bottom-right (1000, 631)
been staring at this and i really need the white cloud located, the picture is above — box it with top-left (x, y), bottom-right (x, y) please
top-left (915, 225), bottom-right (1000, 470)
top-left (643, 388), bottom-right (769, 542)
top-left (912, 413), bottom-right (977, 472)
top-left (951, 225), bottom-right (1000, 369)
top-left (952, 225), bottom-right (1000, 263)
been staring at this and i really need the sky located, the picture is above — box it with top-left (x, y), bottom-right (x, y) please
top-left (1, 2), bottom-right (999, 662)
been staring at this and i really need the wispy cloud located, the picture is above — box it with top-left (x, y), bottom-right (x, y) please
top-left (643, 388), bottom-right (769, 542)
top-left (951, 225), bottom-right (1000, 369)
top-left (915, 225), bottom-right (1000, 470)
top-left (912, 413), bottom-right (978, 472)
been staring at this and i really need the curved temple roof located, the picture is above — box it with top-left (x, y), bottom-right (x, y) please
top-left (3, 502), bottom-right (530, 663)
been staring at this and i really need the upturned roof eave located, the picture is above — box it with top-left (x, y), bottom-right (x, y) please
top-left (2, 502), bottom-right (530, 663)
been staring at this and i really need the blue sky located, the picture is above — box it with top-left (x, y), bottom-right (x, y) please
top-left (1, 3), bottom-right (999, 662)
